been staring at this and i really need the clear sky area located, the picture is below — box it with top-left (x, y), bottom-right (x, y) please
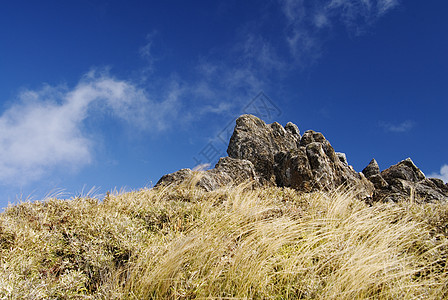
top-left (0, 0), bottom-right (447, 208)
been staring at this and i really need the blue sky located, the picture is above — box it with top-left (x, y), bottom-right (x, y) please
top-left (0, 0), bottom-right (447, 207)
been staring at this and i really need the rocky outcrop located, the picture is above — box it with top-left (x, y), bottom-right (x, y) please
top-left (156, 114), bottom-right (447, 204)
top-left (155, 157), bottom-right (258, 191)
top-left (224, 115), bottom-right (373, 200)
top-left (225, 115), bottom-right (373, 200)
top-left (227, 114), bottom-right (301, 185)
top-left (336, 152), bottom-right (348, 166)
top-left (362, 159), bottom-right (381, 179)
top-left (362, 159), bottom-right (389, 191)
top-left (156, 168), bottom-right (194, 187)
top-left (273, 130), bottom-right (374, 200)
top-left (362, 158), bottom-right (448, 203)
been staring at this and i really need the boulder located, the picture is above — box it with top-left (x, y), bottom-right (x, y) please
top-left (428, 178), bottom-right (448, 190)
top-left (274, 130), bottom-right (374, 200)
top-left (274, 148), bottom-right (314, 191)
top-left (381, 158), bottom-right (426, 183)
top-left (361, 159), bottom-right (389, 190)
top-left (285, 122), bottom-right (301, 137)
top-left (155, 168), bottom-right (193, 187)
top-left (214, 156), bottom-right (258, 184)
top-left (363, 158), bottom-right (448, 203)
top-left (362, 159), bottom-right (380, 178)
top-left (227, 114), bottom-right (300, 184)
top-left (155, 157), bottom-right (257, 191)
top-left (367, 174), bottom-right (389, 190)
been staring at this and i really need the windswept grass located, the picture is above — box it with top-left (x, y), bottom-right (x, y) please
top-left (0, 175), bottom-right (447, 299)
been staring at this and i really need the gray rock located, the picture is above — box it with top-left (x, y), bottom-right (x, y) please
top-left (300, 130), bottom-right (326, 146)
top-left (274, 148), bottom-right (314, 191)
top-left (336, 152), bottom-right (348, 166)
top-left (155, 168), bottom-right (193, 187)
top-left (227, 114), bottom-right (300, 184)
top-left (274, 138), bottom-right (374, 200)
top-left (428, 178), bottom-right (448, 191)
top-left (154, 157), bottom-right (258, 191)
top-left (362, 159), bottom-right (380, 178)
top-left (285, 122), bottom-right (301, 139)
top-left (368, 174), bottom-right (389, 189)
top-left (158, 115), bottom-right (374, 200)
top-left (214, 157), bottom-right (257, 181)
top-left (381, 158), bottom-right (426, 183)
top-left (196, 170), bottom-right (232, 191)
top-left (367, 158), bottom-right (448, 203)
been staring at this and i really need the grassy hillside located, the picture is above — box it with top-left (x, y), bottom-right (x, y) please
top-left (1, 174), bottom-right (448, 299)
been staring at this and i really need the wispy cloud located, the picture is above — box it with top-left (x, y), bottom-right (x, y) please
top-left (280, 0), bottom-right (322, 65)
top-left (163, 0), bottom-right (402, 117)
top-left (190, 59), bottom-right (266, 117)
top-left (327, 0), bottom-right (400, 33)
top-left (0, 70), bottom-right (181, 185)
top-left (139, 31), bottom-right (160, 79)
top-left (279, 0), bottom-right (399, 62)
top-left (186, 0), bottom-right (401, 104)
top-left (378, 0), bottom-right (400, 16)
top-left (428, 165), bottom-right (448, 183)
top-left (379, 120), bottom-right (414, 133)
top-left (238, 34), bottom-right (287, 73)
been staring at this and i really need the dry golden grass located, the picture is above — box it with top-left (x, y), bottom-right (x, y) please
top-left (1, 175), bottom-right (447, 299)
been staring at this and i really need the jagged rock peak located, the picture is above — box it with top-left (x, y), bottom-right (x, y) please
top-left (336, 152), bottom-right (348, 166)
top-left (300, 130), bottom-right (326, 146)
top-left (362, 158), bottom-right (380, 178)
top-left (227, 115), bottom-right (374, 200)
top-left (156, 114), bottom-right (447, 204)
top-left (381, 158), bottom-right (426, 183)
top-left (227, 114), bottom-right (300, 184)
top-left (361, 157), bottom-right (448, 203)
top-left (285, 122), bottom-right (300, 137)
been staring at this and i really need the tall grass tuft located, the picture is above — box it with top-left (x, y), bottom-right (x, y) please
top-left (0, 178), bottom-right (447, 299)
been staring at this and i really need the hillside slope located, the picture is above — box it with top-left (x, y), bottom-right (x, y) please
top-left (1, 176), bottom-right (448, 299)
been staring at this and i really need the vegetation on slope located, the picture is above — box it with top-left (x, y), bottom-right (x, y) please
top-left (1, 175), bottom-right (448, 299)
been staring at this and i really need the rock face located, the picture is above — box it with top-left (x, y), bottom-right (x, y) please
top-left (362, 159), bottom-right (381, 179)
top-left (225, 115), bottom-right (373, 200)
top-left (273, 130), bottom-right (374, 200)
top-left (155, 157), bottom-right (258, 192)
top-left (362, 158), bottom-right (448, 203)
top-left (156, 114), bottom-right (447, 203)
top-left (227, 114), bottom-right (301, 185)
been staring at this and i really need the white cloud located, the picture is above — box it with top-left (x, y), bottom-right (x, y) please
top-left (0, 70), bottom-right (181, 185)
top-left (428, 165), bottom-right (448, 183)
top-left (380, 120), bottom-right (414, 133)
